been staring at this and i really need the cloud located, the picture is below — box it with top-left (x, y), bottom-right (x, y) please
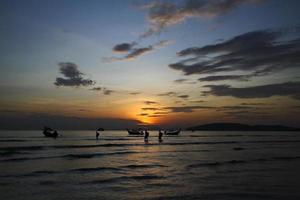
top-left (174, 78), bottom-right (196, 84)
top-left (147, 114), bottom-right (163, 118)
top-left (177, 95), bottom-right (189, 99)
top-left (103, 88), bottom-right (114, 95)
top-left (153, 111), bottom-right (170, 115)
top-left (107, 40), bottom-right (173, 62)
top-left (91, 87), bottom-right (114, 95)
top-left (141, 0), bottom-right (265, 37)
top-left (240, 102), bottom-right (270, 106)
top-left (163, 105), bottom-right (215, 113)
top-left (157, 91), bottom-right (177, 96)
top-left (54, 62), bottom-right (95, 87)
top-left (198, 75), bottom-right (250, 82)
top-left (90, 87), bottom-right (102, 91)
top-left (129, 92), bottom-right (141, 95)
top-left (144, 101), bottom-right (158, 105)
top-left (141, 107), bottom-right (162, 111)
top-left (169, 28), bottom-right (300, 78)
top-left (125, 46), bottom-right (153, 59)
top-left (174, 79), bottom-right (189, 83)
top-left (203, 81), bottom-right (300, 100)
top-left (189, 100), bottom-right (206, 103)
top-left (222, 110), bottom-right (271, 117)
top-left (113, 42), bottom-right (136, 53)
top-left (138, 113), bottom-right (149, 116)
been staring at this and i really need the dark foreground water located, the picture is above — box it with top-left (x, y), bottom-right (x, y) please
top-left (0, 130), bottom-right (300, 200)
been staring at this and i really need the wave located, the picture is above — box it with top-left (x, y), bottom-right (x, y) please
top-left (187, 156), bottom-right (300, 169)
top-left (0, 151), bottom-right (30, 157)
top-left (39, 180), bottom-right (57, 185)
top-left (69, 166), bottom-right (121, 173)
top-left (0, 139), bottom-right (28, 142)
top-left (62, 151), bottom-right (141, 159)
top-left (1, 170), bottom-right (57, 178)
top-left (1, 140), bottom-right (299, 152)
top-left (0, 151), bottom-right (142, 163)
top-left (233, 147), bottom-right (244, 151)
top-left (122, 164), bottom-right (168, 169)
top-left (85, 175), bottom-right (165, 184)
top-left (1, 166), bottom-right (123, 178)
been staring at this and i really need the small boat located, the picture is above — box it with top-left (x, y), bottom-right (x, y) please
top-left (164, 128), bottom-right (181, 135)
top-left (127, 129), bottom-right (144, 135)
top-left (43, 126), bottom-right (59, 138)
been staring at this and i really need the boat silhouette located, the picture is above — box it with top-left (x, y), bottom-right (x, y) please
top-left (126, 129), bottom-right (144, 135)
top-left (164, 128), bottom-right (181, 135)
top-left (43, 126), bottom-right (59, 138)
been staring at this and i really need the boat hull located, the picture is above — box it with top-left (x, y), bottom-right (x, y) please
top-left (127, 129), bottom-right (144, 135)
top-left (43, 130), bottom-right (58, 138)
top-left (164, 129), bottom-right (181, 135)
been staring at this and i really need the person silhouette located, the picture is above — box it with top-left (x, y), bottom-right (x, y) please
top-left (96, 131), bottom-right (100, 140)
top-left (158, 130), bottom-right (163, 143)
top-left (144, 130), bottom-right (149, 143)
top-left (53, 130), bottom-right (58, 139)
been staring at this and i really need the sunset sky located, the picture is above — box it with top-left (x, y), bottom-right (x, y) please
top-left (1, 0), bottom-right (300, 129)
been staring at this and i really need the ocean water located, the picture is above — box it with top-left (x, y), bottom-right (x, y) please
top-left (0, 130), bottom-right (299, 200)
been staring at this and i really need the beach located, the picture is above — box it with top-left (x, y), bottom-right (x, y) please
top-left (0, 130), bottom-right (300, 200)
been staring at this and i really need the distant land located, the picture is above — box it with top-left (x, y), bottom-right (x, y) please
top-left (187, 123), bottom-right (300, 131)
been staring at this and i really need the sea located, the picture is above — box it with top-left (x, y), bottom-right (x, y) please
top-left (0, 130), bottom-right (299, 200)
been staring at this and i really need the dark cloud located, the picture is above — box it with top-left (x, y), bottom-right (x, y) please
top-left (174, 78), bottom-right (196, 84)
top-left (240, 102), bottom-right (270, 106)
top-left (90, 87), bottom-right (102, 91)
top-left (141, 0), bottom-right (265, 37)
top-left (169, 28), bottom-right (300, 79)
top-left (174, 79), bottom-right (188, 83)
top-left (129, 92), bottom-right (141, 95)
top-left (103, 88), bottom-right (114, 95)
top-left (138, 113), bottom-right (149, 116)
top-left (163, 106), bottom-right (215, 113)
top-left (113, 42), bottom-right (136, 53)
top-left (216, 105), bottom-right (254, 111)
top-left (189, 100), bottom-right (206, 103)
top-left (147, 114), bottom-right (163, 118)
top-left (157, 92), bottom-right (177, 96)
top-left (153, 111), bottom-right (170, 115)
top-left (198, 75), bottom-right (250, 82)
top-left (203, 81), bottom-right (300, 100)
top-left (144, 101), bottom-right (158, 105)
top-left (177, 95), bottom-right (189, 99)
top-left (125, 46), bottom-right (153, 59)
top-left (54, 62), bottom-right (95, 87)
top-left (90, 87), bottom-right (114, 95)
top-left (107, 40), bottom-right (173, 62)
top-left (141, 107), bottom-right (162, 111)
top-left (222, 110), bottom-right (271, 117)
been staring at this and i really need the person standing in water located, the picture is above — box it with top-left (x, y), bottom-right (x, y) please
top-left (144, 130), bottom-right (149, 143)
top-left (96, 131), bottom-right (100, 140)
top-left (158, 130), bottom-right (163, 143)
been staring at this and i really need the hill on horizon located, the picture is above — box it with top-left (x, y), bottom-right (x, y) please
top-left (187, 123), bottom-right (300, 131)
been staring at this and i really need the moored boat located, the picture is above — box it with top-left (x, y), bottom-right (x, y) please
top-left (127, 129), bottom-right (144, 135)
top-left (43, 127), bottom-right (59, 138)
top-left (164, 128), bottom-right (181, 135)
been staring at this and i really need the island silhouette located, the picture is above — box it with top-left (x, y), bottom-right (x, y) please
top-left (187, 123), bottom-right (300, 131)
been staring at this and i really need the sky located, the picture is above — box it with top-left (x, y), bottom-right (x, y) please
top-left (1, 0), bottom-right (300, 129)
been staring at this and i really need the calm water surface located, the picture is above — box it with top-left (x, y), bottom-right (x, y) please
top-left (0, 130), bottom-right (300, 200)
